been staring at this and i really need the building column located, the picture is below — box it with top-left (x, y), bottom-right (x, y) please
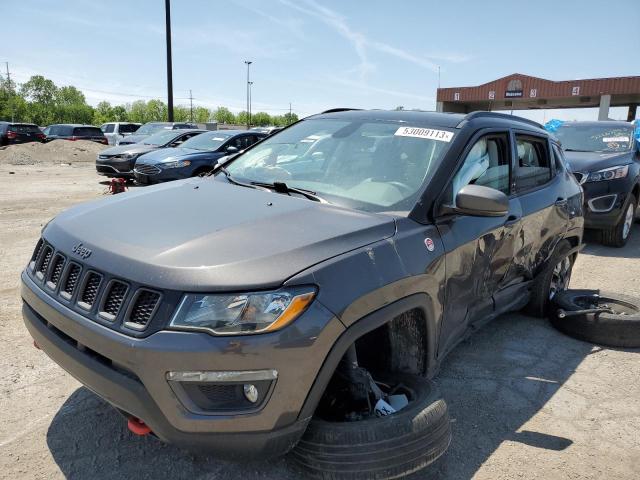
top-left (436, 101), bottom-right (444, 112)
top-left (598, 94), bottom-right (611, 121)
top-left (627, 104), bottom-right (638, 122)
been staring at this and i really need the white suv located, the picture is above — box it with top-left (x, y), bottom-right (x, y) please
top-left (100, 122), bottom-right (141, 145)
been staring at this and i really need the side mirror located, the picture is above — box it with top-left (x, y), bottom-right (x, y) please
top-left (454, 185), bottom-right (508, 217)
top-left (226, 146), bottom-right (239, 154)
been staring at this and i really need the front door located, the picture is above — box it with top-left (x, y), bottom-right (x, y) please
top-left (436, 131), bottom-right (520, 357)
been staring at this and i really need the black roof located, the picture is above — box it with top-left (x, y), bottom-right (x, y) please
top-left (309, 109), bottom-right (545, 132)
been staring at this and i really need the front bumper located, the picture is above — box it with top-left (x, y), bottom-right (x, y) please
top-left (581, 178), bottom-right (634, 229)
top-left (133, 166), bottom-right (194, 184)
top-left (21, 271), bottom-right (343, 457)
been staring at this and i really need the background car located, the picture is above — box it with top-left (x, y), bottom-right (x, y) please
top-left (250, 126), bottom-right (284, 135)
top-left (43, 124), bottom-right (108, 144)
top-left (553, 120), bottom-right (640, 247)
top-left (134, 130), bottom-right (265, 184)
top-left (118, 121), bottom-right (197, 146)
top-left (96, 129), bottom-right (206, 179)
top-left (100, 122), bottom-right (141, 145)
top-left (0, 122), bottom-right (46, 146)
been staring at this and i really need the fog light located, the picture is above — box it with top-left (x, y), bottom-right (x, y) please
top-left (244, 384), bottom-right (259, 403)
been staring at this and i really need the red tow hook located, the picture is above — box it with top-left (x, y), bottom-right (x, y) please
top-left (127, 417), bottom-right (152, 436)
top-left (33, 340), bottom-right (41, 350)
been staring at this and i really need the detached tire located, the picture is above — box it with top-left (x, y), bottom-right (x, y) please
top-left (290, 373), bottom-right (451, 480)
top-left (550, 289), bottom-right (640, 348)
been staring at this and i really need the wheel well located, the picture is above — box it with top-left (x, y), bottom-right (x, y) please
top-left (352, 308), bottom-right (429, 376)
top-left (632, 184), bottom-right (639, 203)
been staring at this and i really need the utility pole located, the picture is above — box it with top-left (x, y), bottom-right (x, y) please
top-left (189, 89), bottom-right (193, 122)
top-left (244, 60), bottom-right (252, 129)
top-left (165, 0), bottom-right (174, 121)
top-left (5, 62), bottom-right (14, 122)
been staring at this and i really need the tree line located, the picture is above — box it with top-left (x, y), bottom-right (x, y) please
top-left (0, 74), bottom-right (298, 127)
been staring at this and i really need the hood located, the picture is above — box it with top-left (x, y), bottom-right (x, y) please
top-left (118, 134), bottom-right (148, 145)
top-left (44, 179), bottom-right (396, 291)
top-left (563, 150), bottom-right (634, 173)
top-left (99, 143), bottom-right (157, 157)
top-left (136, 147), bottom-right (222, 164)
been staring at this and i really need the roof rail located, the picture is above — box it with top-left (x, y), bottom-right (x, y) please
top-left (320, 108), bottom-right (362, 114)
top-left (457, 111), bottom-right (543, 129)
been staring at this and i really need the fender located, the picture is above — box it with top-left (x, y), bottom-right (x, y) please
top-left (297, 293), bottom-right (438, 421)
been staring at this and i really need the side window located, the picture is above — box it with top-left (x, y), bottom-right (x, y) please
top-left (552, 144), bottom-right (567, 172)
top-left (103, 124), bottom-right (115, 133)
top-left (119, 124), bottom-right (138, 134)
top-left (450, 134), bottom-right (510, 204)
top-left (514, 135), bottom-right (552, 192)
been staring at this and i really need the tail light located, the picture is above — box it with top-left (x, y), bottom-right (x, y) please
top-left (100, 138), bottom-right (108, 145)
top-left (36, 133), bottom-right (46, 140)
top-left (7, 131), bottom-right (16, 139)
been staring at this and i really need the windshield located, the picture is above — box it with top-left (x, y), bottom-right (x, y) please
top-left (136, 123), bottom-right (168, 135)
top-left (181, 132), bottom-right (231, 151)
top-left (555, 124), bottom-right (634, 153)
top-left (142, 129), bottom-right (184, 146)
top-left (223, 118), bottom-right (454, 212)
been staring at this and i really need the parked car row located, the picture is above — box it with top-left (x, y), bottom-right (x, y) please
top-left (0, 122), bottom-right (46, 145)
top-left (97, 129), bottom-right (266, 183)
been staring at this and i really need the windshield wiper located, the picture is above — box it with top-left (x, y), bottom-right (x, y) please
top-left (216, 166), bottom-right (271, 191)
top-left (250, 181), bottom-right (329, 203)
top-left (563, 148), bottom-right (592, 152)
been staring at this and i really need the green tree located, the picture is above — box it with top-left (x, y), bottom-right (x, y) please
top-left (20, 75), bottom-right (58, 125)
top-left (194, 106), bottom-right (210, 123)
top-left (235, 111), bottom-right (249, 127)
top-left (111, 105), bottom-right (128, 122)
top-left (212, 106), bottom-right (235, 124)
top-left (252, 111), bottom-right (272, 126)
top-left (173, 105), bottom-right (190, 122)
top-left (55, 86), bottom-right (93, 123)
top-left (93, 101), bottom-right (114, 125)
top-left (282, 112), bottom-right (299, 125)
top-left (128, 100), bottom-right (148, 123)
top-left (145, 99), bottom-right (167, 121)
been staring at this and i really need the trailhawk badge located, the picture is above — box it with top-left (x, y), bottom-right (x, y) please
top-left (72, 243), bottom-right (92, 259)
top-left (424, 238), bottom-right (435, 252)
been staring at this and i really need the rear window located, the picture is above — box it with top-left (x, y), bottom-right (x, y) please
top-left (73, 127), bottom-right (103, 137)
top-left (10, 124), bottom-right (40, 133)
top-left (101, 124), bottom-right (115, 133)
top-left (119, 124), bottom-right (139, 134)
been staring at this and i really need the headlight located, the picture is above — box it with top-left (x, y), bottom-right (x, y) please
top-left (124, 153), bottom-right (139, 160)
top-left (586, 164), bottom-right (629, 183)
top-left (161, 159), bottom-right (192, 169)
top-left (169, 287), bottom-right (316, 335)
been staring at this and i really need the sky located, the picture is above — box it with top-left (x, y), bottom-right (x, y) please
top-left (1, 0), bottom-right (639, 123)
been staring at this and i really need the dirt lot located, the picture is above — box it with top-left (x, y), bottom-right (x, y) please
top-left (1, 163), bottom-right (639, 480)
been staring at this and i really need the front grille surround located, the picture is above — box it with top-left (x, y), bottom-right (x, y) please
top-left (26, 238), bottom-right (172, 337)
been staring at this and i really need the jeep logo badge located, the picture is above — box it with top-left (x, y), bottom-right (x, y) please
top-left (72, 243), bottom-right (92, 259)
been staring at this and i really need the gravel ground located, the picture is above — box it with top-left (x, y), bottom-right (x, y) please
top-left (0, 163), bottom-right (638, 480)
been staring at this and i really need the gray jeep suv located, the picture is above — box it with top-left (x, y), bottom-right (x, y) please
top-left (21, 110), bottom-right (583, 477)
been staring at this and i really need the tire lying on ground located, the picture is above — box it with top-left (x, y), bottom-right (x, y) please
top-left (290, 373), bottom-right (451, 480)
top-left (550, 289), bottom-right (640, 348)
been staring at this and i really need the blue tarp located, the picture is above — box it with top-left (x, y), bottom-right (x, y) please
top-left (544, 119), bottom-right (565, 133)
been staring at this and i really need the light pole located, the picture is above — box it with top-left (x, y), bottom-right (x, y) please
top-left (165, 0), bottom-right (174, 121)
top-left (244, 60), bottom-right (252, 129)
top-left (248, 81), bottom-right (253, 127)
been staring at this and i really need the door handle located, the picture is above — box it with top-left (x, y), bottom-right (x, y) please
top-left (555, 197), bottom-right (567, 206)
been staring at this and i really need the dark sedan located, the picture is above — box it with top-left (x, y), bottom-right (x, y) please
top-left (554, 121), bottom-right (640, 247)
top-left (96, 129), bottom-right (205, 179)
top-left (0, 122), bottom-right (46, 145)
top-left (44, 124), bottom-right (108, 145)
top-left (134, 130), bottom-right (265, 184)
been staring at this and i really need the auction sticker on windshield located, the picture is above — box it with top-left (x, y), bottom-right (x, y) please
top-left (395, 127), bottom-right (453, 142)
top-left (602, 137), bottom-right (629, 142)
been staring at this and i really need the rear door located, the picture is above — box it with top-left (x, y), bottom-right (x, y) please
top-left (509, 131), bottom-right (567, 282)
top-left (436, 130), bottom-right (521, 356)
